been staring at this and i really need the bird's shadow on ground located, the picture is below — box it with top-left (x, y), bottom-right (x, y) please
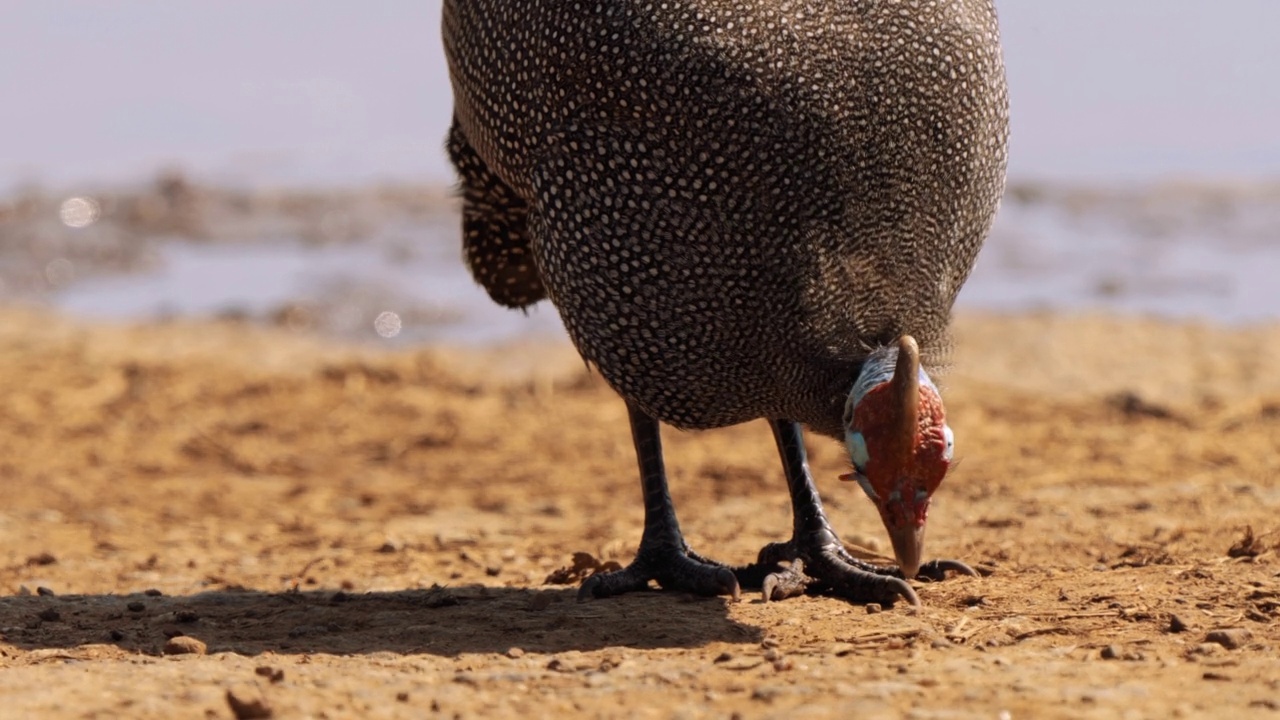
top-left (0, 584), bottom-right (762, 657)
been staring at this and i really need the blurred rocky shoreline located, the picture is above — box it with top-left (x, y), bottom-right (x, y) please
top-left (2, 172), bottom-right (1278, 344)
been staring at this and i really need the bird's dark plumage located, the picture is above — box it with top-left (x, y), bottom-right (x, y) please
top-left (444, 0), bottom-right (1008, 605)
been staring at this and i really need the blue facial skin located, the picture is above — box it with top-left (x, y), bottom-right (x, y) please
top-left (844, 430), bottom-right (878, 501)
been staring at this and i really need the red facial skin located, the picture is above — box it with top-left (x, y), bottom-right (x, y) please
top-left (851, 382), bottom-right (952, 534)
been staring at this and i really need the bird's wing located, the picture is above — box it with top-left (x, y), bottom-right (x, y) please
top-left (447, 117), bottom-right (547, 310)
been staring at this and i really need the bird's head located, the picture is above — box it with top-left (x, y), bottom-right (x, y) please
top-left (841, 336), bottom-right (954, 578)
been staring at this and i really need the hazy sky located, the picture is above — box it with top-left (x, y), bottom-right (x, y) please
top-left (3, 1), bottom-right (1278, 191)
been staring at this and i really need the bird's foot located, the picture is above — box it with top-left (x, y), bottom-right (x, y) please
top-left (747, 538), bottom-right (919, 606)
top-left (740, 533), bottom-right (977, 607)
top-left (578, 543), bottom-right (741, 601)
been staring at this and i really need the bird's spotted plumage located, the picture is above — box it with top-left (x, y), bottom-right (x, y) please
top-left (445, 0), bottom-right (1008, 440)
top-left (445, 0), bottom-right (1008, 604)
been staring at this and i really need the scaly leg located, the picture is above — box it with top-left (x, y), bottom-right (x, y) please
top-left (578, 402), bottom-right (741, 601)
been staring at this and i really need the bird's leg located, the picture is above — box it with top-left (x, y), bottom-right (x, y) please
top-left (578, 402), bottom-right (741, 601)
top-left (743, 420), bottom-right (972, 606)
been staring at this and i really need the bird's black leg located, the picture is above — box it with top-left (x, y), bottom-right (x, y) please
top-left (578, 402), bottom-right (741, 601)
top-left (742, 420), bottom-right (975, 606)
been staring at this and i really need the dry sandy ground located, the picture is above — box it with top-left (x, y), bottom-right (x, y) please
top-left (1, 308), bottom-right (1278, 719)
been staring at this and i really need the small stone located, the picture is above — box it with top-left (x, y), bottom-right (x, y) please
top-left (931, 638), bottom-right (953, 649)
top-left (760, 637), bottom-right (780, 649)
top-left (127, 601), bottom-right (146, 612)
top-left (866, 603), bottom-right (883, 615)
top-left (144, 589), bottom-right (163, 597)
top-left (108, 629), bottom-right (125, 642)
top-left (37, 608), bottom-right (61, 622)
top-left (226, 686), bottom-right (273, 719)
top-left (1169, 614), bottom-right (1190, 633)
top-left (1205, 628), bottom-right (1252, 650)
top-left (164, 635), bottom-right (208, 655)
top-left (1100, 645), bottom-right (1121, 660)
top-left (506, 647), bottom-right (525, 659)
top-left (713, 652), bottom-right (733, 663)
top-left (396, 692), bottom-right (410, 702)
top-left (36, 587), bottom-right (56, 597)
top-left (254, 666), bottom-right (285, 683)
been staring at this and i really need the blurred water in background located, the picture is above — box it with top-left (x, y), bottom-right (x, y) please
top-left (1, 1), bottom-right (1278, 343)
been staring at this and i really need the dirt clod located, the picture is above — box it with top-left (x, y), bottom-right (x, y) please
top-left (226, 686), bottom-right (273, 720)
top-left (751, 686), bottom-right (782, 702)
top-left (1205, 629), bottom-right (1252, 650)
top-left (254, 666), bottom-right (285, 683)
top-left (544, 552), bottom-right (621, 585)
top-left (1228, 526), bottom-right (1269, 558)
top-left (163, 635), bottom-right (207, 655)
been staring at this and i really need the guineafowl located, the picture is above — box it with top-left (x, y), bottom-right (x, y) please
top-left (444, 0), bottom-right (1009, 605)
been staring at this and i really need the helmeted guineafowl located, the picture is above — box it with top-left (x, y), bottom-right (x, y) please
top-left (444, 0), bottom-right (1009, 606)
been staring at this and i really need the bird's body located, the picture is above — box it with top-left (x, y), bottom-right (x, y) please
top-left (445, 0), bottom-right (1008, 604)
top-left (446, 0), bottom-right (1007, 439)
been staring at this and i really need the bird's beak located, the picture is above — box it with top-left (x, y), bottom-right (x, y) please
top-left (888, 520), bottom-right (925, 580)
top-left (884, 335), bottom-right (925, 579)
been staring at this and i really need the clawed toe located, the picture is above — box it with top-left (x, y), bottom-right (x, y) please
top-left (808, 550), bottom-right (921, 607)
top-left (740, 542), bottom-right (921, 606)
top-left (915, 558), bottom-right (979, 582)
top-left (743, 540), bottom-right (983, 606)
top-left (578, 546), bottom-right (741, 602)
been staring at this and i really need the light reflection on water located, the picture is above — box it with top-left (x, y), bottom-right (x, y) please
top-left (52, 234), bottom-right (568, 345)
top-left (966, 198), bottom-right (1280, 324)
